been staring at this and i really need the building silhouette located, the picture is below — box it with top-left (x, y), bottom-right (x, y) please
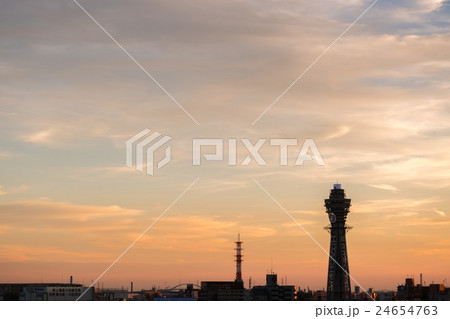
top-left (324, 184), bottom-right (352, 301)
top-left (251, 274), bottom-right (296, 301)
top-left (198, 281), bottom-right (245, 301)
top-left (397, 277), bottom-right (450, 301)
top-left (0, 283), bottom-right (94, 301)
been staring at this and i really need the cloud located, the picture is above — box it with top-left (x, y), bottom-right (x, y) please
top-left (369, 184), bottom-right (398, 192)
top-left (0, 225), bottom-right (12, 234)
top-left (0, 184), bottom-right (29, 196)
top-left (0, 200), bottom-right (143, 223)
top-left (0, 244), bottom-right (109, 262)
top-left (21, 129), bottom-right (54, 145)
top-left (434, 208), bottom-right (447, 217)
top-left (194, 179), bottom-right (252, 193)
top-left (0, 151), bottom-right (13, 159)
top-left (416, 0), bottom-right (447, 13)
top-left (91, 166), bottom-right (135, 176)
top-left (354, 197), bottom-right (441, 213)
top-left (0, 200), bottom-right (286, 262)
top-left (324, 126), bottom-right (351, 140)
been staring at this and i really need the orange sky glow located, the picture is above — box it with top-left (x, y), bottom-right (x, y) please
top-left (0, 0), bottom-right (449, 291)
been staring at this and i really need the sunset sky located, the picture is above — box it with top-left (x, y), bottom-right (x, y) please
top-left (0, 0), bottom-right (449, 291)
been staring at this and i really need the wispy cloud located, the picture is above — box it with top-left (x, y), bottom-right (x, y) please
top-left (21, 129), bottom-right (55, 145)
top-left (0, 185), bottom-right (28, 196)
top-left (324, 126), bottom-right (351, 140)
top-left (434, 208), bottom-right (447, 217)
top-left (0, 151), bottom-right (13, 159)
top-left (0, 200), bottom-right (287, 262)
top-left (369, 184), bottom-right (398, 192)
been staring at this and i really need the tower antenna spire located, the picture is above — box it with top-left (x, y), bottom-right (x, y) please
top-left (234, 233), bottom-right (243, 283)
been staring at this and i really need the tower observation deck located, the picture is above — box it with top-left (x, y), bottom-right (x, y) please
top-left (324, 184), bottom-right (352, 301)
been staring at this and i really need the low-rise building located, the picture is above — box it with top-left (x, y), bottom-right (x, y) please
top-left (251, 274), bottom-right (296, 301)
top-left (198, 280), bottom-right (245, 301)
top-left (0, 283), bottom-right (93, 301)
top-left (397, 278), bottom-right (449, 301)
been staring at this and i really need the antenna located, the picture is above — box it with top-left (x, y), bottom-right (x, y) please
top-left (235, 234), bottom-right (243, 282)
top-left (270, 258), bottom-right (273, 274)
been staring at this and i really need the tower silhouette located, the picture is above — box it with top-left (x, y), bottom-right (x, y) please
top-left (324, 184), bottom-right (352, 300)
top-left (234, 234), bottom-right (243, 283)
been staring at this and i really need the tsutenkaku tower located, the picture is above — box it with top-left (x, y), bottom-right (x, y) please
top-left (234, 234), bottom-right (243, 282)
top-left (324, 184), bottom-right (352, 301)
